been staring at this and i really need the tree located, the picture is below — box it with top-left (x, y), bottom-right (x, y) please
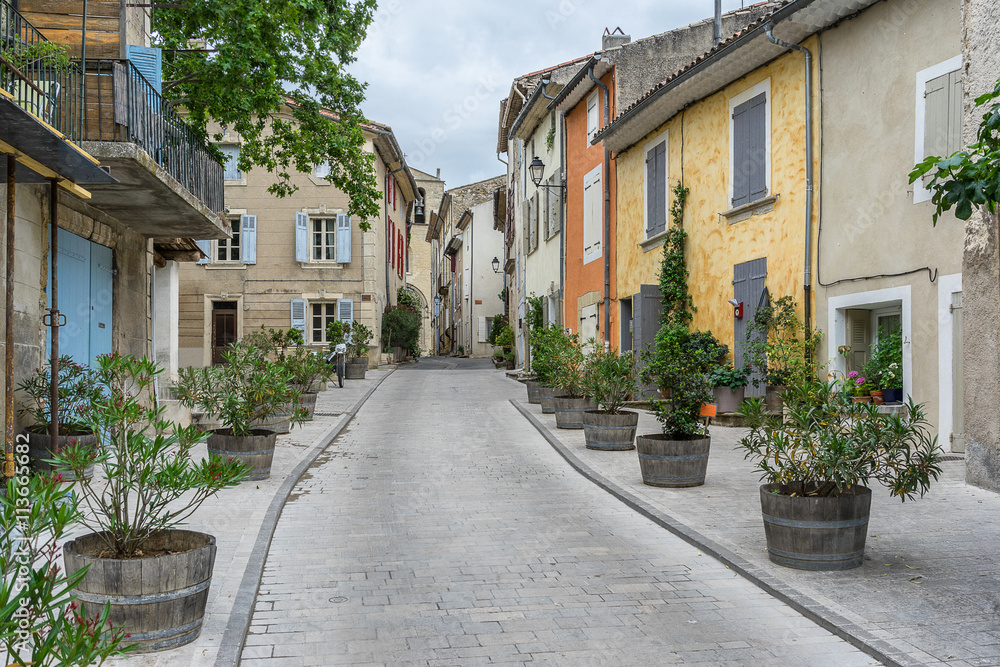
top-left (153, 0), bottom-right (381, 226)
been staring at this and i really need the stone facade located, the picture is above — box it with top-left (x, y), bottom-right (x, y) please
top-left (409, 168), bottom-right (445, 356)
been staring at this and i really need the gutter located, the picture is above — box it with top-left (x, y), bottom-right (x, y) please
top-left (765, 22), bottom-right (814, 333)
top-left (589, 66), bottom-right (612, 346)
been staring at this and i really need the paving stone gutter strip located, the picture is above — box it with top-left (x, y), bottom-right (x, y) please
top-left (510, 398), bottom-right (911, 667)
top-left (213, 371), bottom-right (393, 667)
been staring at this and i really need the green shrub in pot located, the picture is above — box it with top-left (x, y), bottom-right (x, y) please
top-left (582, 345), bottom-right (636, 414)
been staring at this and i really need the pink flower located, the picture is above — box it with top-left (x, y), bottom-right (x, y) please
top-left (855, 377), bottom-right (865, 386)
top-left (847, 371), bottom-right (859, 379)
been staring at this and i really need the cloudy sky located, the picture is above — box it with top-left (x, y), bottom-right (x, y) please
top-left (349, 0), bottom-right (756, 188)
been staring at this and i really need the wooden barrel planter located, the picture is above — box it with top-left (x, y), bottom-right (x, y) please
top-left (63, 530), bottom-right (217, 652)
top-left (713, 386), bottom-right (745, 414)
top-left (759, 483), bottom-right (872, 571)
top-left (552, 396), bottom-right (598, 429)
top-left (26, 429), bottom-right (97, 481)
top-left (207, 429), bottom-right (277, 481)
top-left (525, 380), bottom-right (541, 404)
top-left (298, 392), bottom-right (318, 421)
top-left (765, 385), bottom-right (786, 413)
top-left (345, 358), bottom-right (368, 379)
top-left (635, 434), bottom-right (711, 488)
top-left (249, 402), bottom-right (294, 434)
top-left (583, 410), bottom-right (638, 450)
top-left (538, 385), bottom-right (558, 414)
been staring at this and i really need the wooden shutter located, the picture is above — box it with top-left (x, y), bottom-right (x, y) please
top-left (295, 212), bottom-right (309, 262)
top-left (478, 316), bottom-right (487, 343)
top-left (748, 94), bottom-right (767, 203)
top-left (398, 230), bottom-right (404, 278)
top-left (547, 174), bottom-right (560, 238)
top-left (530, 193), bottom-right (538, 252)
top-left (734, 257), bottom-right (768, 397)
top-left (924, 73), bottom-right (949, 158)
top-left (464, 265), bottom-right (470, 300)
top-left (587, 92), bottom-right (598, 139)
top-left (338, 298), bottom-right (353, 325)
top-left (240, 214), bottom-right (257, 264)
top-left (521, 201), bottom-right (530, 255)
top-left (646, 140), bottom-right (666, 237)
top-left (732, 99), bottom-right (751, 208)
top-left (583, 166), bottom-right (602, 261)
top-left (847, 310), bottom-right (871, 372)
top-left (337, 214), bottom-right (351, 263)
top-left (126, 45), bottom-right (162, 94)
top-left (196, 239), bottom-right (211, 264)
top-left (221, 145), bottom-right (241, 180)
top-left (948, 70), bottom-right (963, 155)
top-left (290, 298), bottom-right (307, 335)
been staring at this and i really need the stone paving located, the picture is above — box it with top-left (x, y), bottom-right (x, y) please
top-left (241, 362), bottom-right (875, 666)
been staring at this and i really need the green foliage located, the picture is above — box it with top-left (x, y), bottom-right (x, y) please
top-left (660, 182), bottom-right (694, 327)
top-left (743, 296), bottom-right (820, 387)
top-left (495, 325), bottom-right (514, 348)
top-left (1, 476), bottom-right (132, 665)
top-left (582, 346), bottom-right (636, 414)
top-left (325, 321), bottom-right (349, 348)
top-left (282, 349), bottom-right (332, 392)
top-left (861, 330), bottom-right (903, 391)
top-left (642, 323), bottom-right (714, 438)
top-left (176, 340), bottom-right (306, 438)
top-left (348, 321), bottom-right (374, 359)
top-left (0, 40), bottom-right (72, 80)
top-left (55, 354), bottom-right (249, 557)
top-left (525, 293), bottom-right (544, 332)
top-left (487, 314), bottom-right (506, 345)
top-left (528, 325), bottom-right (562, 386)
top-left (545, 123), bottom-right (556, 152)
top-left (17, 356), bottom-right (102, 435)
top-left (910, 78), bottom-right (1000, 225)
top-left (708, 362), bottom-right (748, 388)
top-left (152, 0), bottom-right (380, 221)
top-left (382, 305), bottom-right (421, 355)
top-left (397, 286), bottom-right (422, 311)
top-left (738, 378), bottom-right (943, 501)
top-left (551, 333), bottom-right (586, 398)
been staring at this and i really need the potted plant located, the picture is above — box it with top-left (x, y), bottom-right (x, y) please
top-left (637, 323), bottom-right (715, 487)
top-left (345, 321), bottom-right (374, 379)
top-left (739, 378), bottom-right (942, 570)
top-left (282, 348), bottom-right (332, 419)
top-left (550, 333), bottom-right (597, 429)
top-left (845, 371), bottom-right (872, 403)
top-left (51, 353), bottom-right (249, 651)
top-left (744, 296), bottom-right (820, 412)
top-left (495, 324), bottom-right (515, 370)
top-left (863, 330), bottom-right (903, 403)
top-left (17, 356), bottom-right (102, 480)
top-left (581, 345), bottom-right (638, 450)
top-left (708, 362), bottom-right (748, 414)
top-left (528, 325), bottom-right (561, 413)
top-left (176, 339), bottom-right (307, 480)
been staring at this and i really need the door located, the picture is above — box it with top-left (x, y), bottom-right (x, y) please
top-left (211, 302), bottom-right (238, 365)
top-left (733, 258), bottom-right (767, 397)
top-left (632, 285), bottom-right (663, 400)
top-left (47, 230), bottom-right (114, 366)
top-left (580, 303), bottom-right (598, 352)
top-left (952, 291), bottom-right (965, 452)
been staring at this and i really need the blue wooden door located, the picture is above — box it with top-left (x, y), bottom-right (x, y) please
top-left (47, 230), bottom-right (113, 365)
top-left (89, 243), bottom-right (113, 362)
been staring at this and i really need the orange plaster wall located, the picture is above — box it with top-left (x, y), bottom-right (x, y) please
top-left (563, 70), bottom-right (618, 346)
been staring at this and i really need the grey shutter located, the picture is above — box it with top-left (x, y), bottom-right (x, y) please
top-left (221, 146), bottom-right (241, 180)
top-left (295, 212), bottom-right (309, 262)
top-left (732, 99), bottom-right (751, 208)
top-left (632, 285), bottom-right (664, 400)
top-left (337, 214), bottom-right (352, 263)
top-left (126, 44), bottom-right (162, 93)
top-left (924, 73), bottom-right (949, 158)
top-left (521, 201), bottom-right (530, 255)
top-left (196, 239), bottom-right (211, 264)
top-left (290, 298), bottom-right (307, 335)
top-left (733, 257), bottom-right (767, 397)
top-left (847, 310), bottom-right (871, 372)
top-left (240, 214), bottom-right (256, 264)
top-left (338, 298), bottom-right (354, 345)
top-left (547, 173), bottom-right (560, 238)
top-left (647, 140), bottom-right (666, 237)
top-left (541, 186), bottom-right (550, 240)
top-left (948, 70), bottom-right (963, 155)
top-left (646, 147), bottom-right (657, 235)
top-left (530, 192), bottom-right (539, 252)
top-left (747, 93), bottom-right (767, 203)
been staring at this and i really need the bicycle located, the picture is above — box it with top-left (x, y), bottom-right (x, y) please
top-left (324, 343), bottom-right (347, 388)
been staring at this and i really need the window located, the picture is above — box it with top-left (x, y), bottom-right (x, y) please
top-left (915, 56), bottom-right (963, 204)
top-left (310, 303), bottom-right (337, 344)
top-left (311, 218), bottom-right (337, 261)
top-left (216, 218), bottom-right (241, 262)
top-left (220, 145), bottom-right (241, 180)
top-left (729, 80), bottom-right (770, 209)
top-left (583, 164), bottom-right (602, 264)
top-left (586, 91), bottom-right (599, 141)
top-left (644, 130), bottom-right (668, 239)
top-left (312, 162), bottom-right (331, 179)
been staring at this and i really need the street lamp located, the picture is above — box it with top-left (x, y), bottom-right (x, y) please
top-left (529, 156), bottom-right (566, 191)
top-left (491, 257), bottom-right (501, 274)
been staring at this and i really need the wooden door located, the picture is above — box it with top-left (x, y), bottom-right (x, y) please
top-left (211, 305), bottom-right (238, 365)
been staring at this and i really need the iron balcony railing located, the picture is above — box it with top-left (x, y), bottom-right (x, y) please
top-left (84, 59), bottom-right (224, 213)
top-left (0, 0), bottom-right (84, 140)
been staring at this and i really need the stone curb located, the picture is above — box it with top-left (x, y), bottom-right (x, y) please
top-left (213, 371), bottom-right (394, 667)
top-left (510, 398), bottom-right (910, 667)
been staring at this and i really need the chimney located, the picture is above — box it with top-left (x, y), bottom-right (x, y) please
top-left (602, 27), bottom-right (631, 51)
top-left (436, 168), bottom-right (441, 179)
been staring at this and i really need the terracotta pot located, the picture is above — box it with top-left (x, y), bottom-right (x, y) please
top-left (870, 390), bottom-right (884, 405)
top-left (852, 396), bottom-right (872, 404)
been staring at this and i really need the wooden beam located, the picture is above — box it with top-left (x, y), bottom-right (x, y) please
top-left (0, 140), bottom-right (92, 200)
top-left (156, 249), bottom-right (203, 263)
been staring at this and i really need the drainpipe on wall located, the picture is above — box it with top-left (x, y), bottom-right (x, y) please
top-left (714, 0), bottom-right (722, 47)
top-left (4, 157), bottom-right (15, 478)
top-left (588, 66), bottom-right (611, 345)
top-left (48, 181), bottom-right (61, 455)
top-left (766, 23), bottom-right (814, 333)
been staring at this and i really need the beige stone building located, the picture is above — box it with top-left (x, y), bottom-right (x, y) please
top-left (177, 112), bottom-right (416, 368)
top-left (409, 168), bottom-right (445, 356)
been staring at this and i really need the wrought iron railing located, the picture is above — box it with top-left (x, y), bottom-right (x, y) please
top-left (84, 59), bottom-right (224, 213)
top-left (0, 0), bottom-right (83, 140)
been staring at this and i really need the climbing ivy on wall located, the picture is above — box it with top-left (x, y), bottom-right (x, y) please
top-left (659, 182), bottom-right (694, 327)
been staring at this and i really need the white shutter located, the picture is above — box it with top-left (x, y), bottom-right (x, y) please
top-left (240, 214), bottom-right (257, 264)
top-left (478, 316), bottom-right (487, 343)
top-left (196, 239), bottom-right (211, 264)
top-left (337, 214), bottom-right (351, 263)
top-left (290, 299), bottom-right (307, 335)
top-left (464, 266), bottom-right (471, 300)
top-left (295, 212), bottom-right (309, 262)
top-left (583, 165), bottom-right (602, 263)
top-left (338, 299), bottom-right (354, 345)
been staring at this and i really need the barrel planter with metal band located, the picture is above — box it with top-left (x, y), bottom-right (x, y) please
top-left (538, 385), bottom-right (558, 414)
top-left (759, 483), bottom-right (872, 571)
top-left (553, 396), bottom-right (598, 429)
top-left (635, 434), bottom-right (711, 487)
top-left (207, 429), bottom-right (277, 481)
top-left (583, 410), bottom-right (638, 450)
top-left (525, 380), bottom-right (541, 404)
top-left (345, 358), bottom-right (368, 379)
top-left (26, 429), bottom-right (96, 481)
top-left (298, 391), bottom-right (318, 421)
top-left (713, 386), bottom-right (745, 414)
top-left (63, 530), bottom-right (216, 652)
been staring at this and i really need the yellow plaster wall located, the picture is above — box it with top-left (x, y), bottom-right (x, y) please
top-left (616, 39), bottom-right (819, 354)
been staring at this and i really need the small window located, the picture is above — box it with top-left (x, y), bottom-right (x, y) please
top-left (310, 303), bottom-right (338, 344)
top-left (220, 145), bottom-right (241, 180)
top-left (313, 162), bottom-right (331, 179)
top-left (216, 218), bottom-right (241, 262)
top-left (311, 217), bottom-right (336, 261)
top-left (586, 91), bottom-right (599, 141)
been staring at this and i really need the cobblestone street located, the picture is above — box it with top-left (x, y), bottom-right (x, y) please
top-left (241, 361), bottom-right (874, 665)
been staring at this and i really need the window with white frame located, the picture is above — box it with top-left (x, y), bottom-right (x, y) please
top-left (220, 145), bottom-right (241, 180)
top-left (216, 218), bottom-right (241, 262)
top-left (295, 212), bottom-right (352, 264)
top-left (310, 302), bottom-right (337, 344)
top-left (311, 217), bottom-right (337, 261)
top-left (644, 130), bottom-right (668, 239)
top-left (914, 56), bottom-right (963, 203)
top-left (586, 91), bottom-right (599, 141)
top-left (729, 80), bottom-right (770, 209)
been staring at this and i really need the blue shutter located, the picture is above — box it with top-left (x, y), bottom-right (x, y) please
top-left (126, 45), bottom-right (162, 94)
top-left (196, 239), bottom-right (211, 264)
top-left (337, 214), bottom-right (351, 263)
top-left (747, 93), bottom-right (767, 203)
top-left (240, 214), bottom-right (257, 264)
top-left (290, 299), bottom-right (307, 335)
top-left (221, 145), bottom-right (241, 180)
top-left (647, 140), bottom-right (666, 237)
top-left (338, 298), bottom-right (354, 345)
top-left (295, 212), bottom-right (309, 262)
top-left (734, 257), bottom-right (767, 397)
top-left (732, 99), bottom-right (751, 208)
